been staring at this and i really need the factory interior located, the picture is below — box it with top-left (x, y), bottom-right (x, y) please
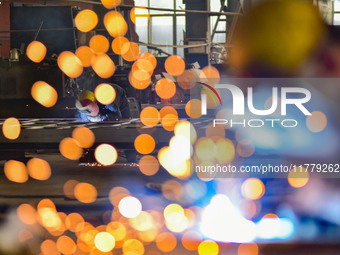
top-left (1, 0), bottom-right (340, 254)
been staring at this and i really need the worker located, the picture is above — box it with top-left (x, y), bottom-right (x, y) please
top-left (75, 83), bottom-right (130, 122)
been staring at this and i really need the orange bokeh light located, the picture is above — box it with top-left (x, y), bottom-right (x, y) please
top-left (181, 231), bottom-right (202, 251)
top-left (91, 54), bottom-right (115, 79)
top-left (26, 41), bottom-right (46, 63)
top-left (104, 11), bottom-right (128, 37)
top-left (155, 78), bottom-right (176, 99)
top-left (57, 235), bottom-right (77, 255)
top-left (199, 66), bottom-right (220, 86)
top-left (122, 42), bottom-right (140, 62)
top-left (139, 155), bottom-right (159, 176)
top-left (134, 134), bottom-right (155, 154)
top-left (129, 71), bottom-right (151, 90)
top-left (161, 114), bottom-right (178, 131)
top-left (2, 117), bottom-right (21, 140)
top-left (185, 99), bottom-right (202, 118)
top-left (139, 52), bottom-right (157, 70)
top-left (59, 137), bottom-right (83, 160)
top-left (76, 46), bottom-right (95, 67)
top-left (63, 180), bottom-right (78, 199)
top-left (74, 182), bottom-right (98, 204)
top-left (65, 213), bottom-right (85, 233)
top-left (95, 144), bottom-right (118, 165)
top-left (90, 35), bottom-right (110, 54)
top-left (238, 243), bottom-right (259, 255)
top-left (58, 51), bottom-right (83, 78)
top-left (160, 106), bottom-right (178, 119)
top-left (130, 6), bottom-right (150, 24)
top-left (111, 36), bottom-right (130, 55)
top-left (27, 158), bottom-right (51, 181)
top-left (4, 160), bottom-right (28, 183)
top-left (140, 106), bottom-right (160, 127)
top-left (72, 127), bottom-right (95, 149)
top-left (101, 0), bottom-right (121, 9)
top-left (75, 9), bottom-right (98, 32)
top-left (156, 232), bottom-right (177, 252)
top-left (177, 70), bottom-right (197, 90)
top-left (31, 81), bottom-right (58, 108)
top-left (17, 204), bottom-right (37, 225)
top-left (165, 55), bottom-right (185, 76)
top-left (41, 239), bottom-right (60, 255)
top-left (288, 167), bottom-right (309, 188)
top-left (95, 83), bottom-right (116, 105)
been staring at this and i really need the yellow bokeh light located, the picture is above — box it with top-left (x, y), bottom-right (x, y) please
top-left (156, 232), bottom-right (177, 252)
top-left (90, 35), bottom-right (110, 54)
top-left (306, 111), bottom-right (327, 133)
top-left (26, 41), bottom-right (46, 63)
top-left (122, 239), bottom-right (144, 255)
top-left (129, 211), bottom-right (154, 231)
top-left (169, 135), bottom-right (192, 160)
top-left (56, 235), bottom-right (77, 255)
top-left (195, 137), bottom-right (216, 162)
top-left (94, 232), bottom-right (115, 252)
top-left (107, 221), bottom-right (127, 242)
top-left (27, 158), bottom-right (51, 181)
top-left (91, 54), bottom-right (115, 79)
top-left (241, 178), bottom-right (265, 200)
top-left (140, 106), bottom-right (160, 127)
top-left (215, 138), bottom-right (235, 164)
top-left (288, 167), bottom-right (309, 188)
top-left (2, 117), bottom-right (21, 140)
top-left (74, 182), bottom-right (98, 204)
top-left (104, 11), bottom-right (128, 37)
top-left (139, 155), bottom-right (159, 176)
top-left (101, 0), bottom-right (121, 9)
top-left (155, 78), bottom-right (176, 99)
top-left (57, 51), bottom-right (83, 78)
top-left (31, 81), bottom-right (58, 108)
top-left (95, 83), bottom-right (116, 105)
top-left (72, 127), bottom-right (95, 149)
top-left (198, 240), bottom-right (219, 255)
top-left (75, 9), bottom-right (98, 32)
top-left (174, 120), bottom-right (197, 144)
top-left (165, 55), bottom-right (185, 76)
top-left (4, 160), bottom-right (28, 183)
top-left (59, 137), bottom-right (83, 160)
top-left (95, 144), bottom-right (118, 166)
top-left (118, 196), bottom-right (142, 218)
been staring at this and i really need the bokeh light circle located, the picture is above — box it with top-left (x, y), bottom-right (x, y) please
top-left (95, 144), bottom-right (118, 166)
top-left (75, 9), bottom-right (98, 32)
top-left (155, 78), bottom-right (176, 99)
top-left (31, 81), bottom-right (58, 108)
top-left (134, 134), bottom-right (155, 154)
top-left (59, 137), bottom-right (83, 160)
top-left (95, 83), bottom-right (116, 105)
top-left (26, 41), bottom-right (46, 63)
top-left (118, 196), bottom-right (142, 218)
top-left (2, 117), bottom-right (21, 140)
top-left (165, 55), bottom-right (185, 76)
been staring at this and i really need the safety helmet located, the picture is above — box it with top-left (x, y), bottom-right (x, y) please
top-left (78, 90), bottom-right (96, 103)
